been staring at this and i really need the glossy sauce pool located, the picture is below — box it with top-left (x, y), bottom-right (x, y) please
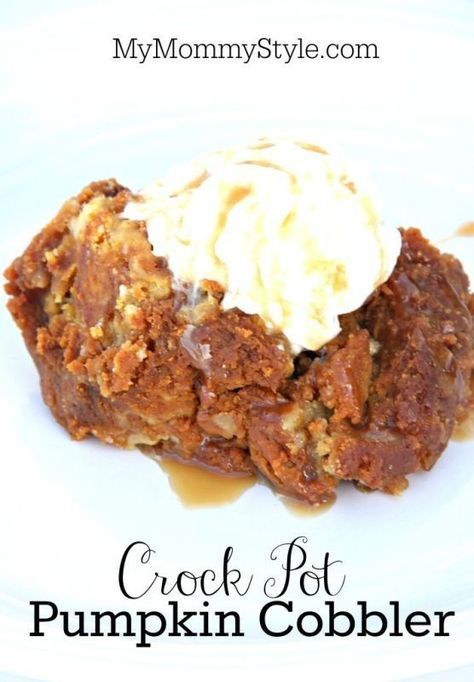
top-left (439, 220), bottom-right (474, 244)
top-left (155, 457), bottom-right (256, 507)
top-left (149, 454), bottom-right (333, 514)
top-left (455, 221), bottom-right (474, 237)
top-left (452, 411), bottom-right (474, 442)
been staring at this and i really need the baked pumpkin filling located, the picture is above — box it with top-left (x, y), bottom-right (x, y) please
top-left (4, 143), bottom-right (473, 506)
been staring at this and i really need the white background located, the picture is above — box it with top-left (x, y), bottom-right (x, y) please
top-left (0, 1), bottom-right (473, 680)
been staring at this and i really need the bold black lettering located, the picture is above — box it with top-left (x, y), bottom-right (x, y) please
top-left (30, 601), bottom-right (58, 636)
top-left (296, 610), bottom-right (323, 636)
top-left (389, 600), bottom-right (403, 636)
top-left (326, 600), bottom-right (355, 637)
top-left (358, 601), bottom-right (388, 637)
top-left (259, 600), bottom-right (293, 637)
top-left (90, 610), bottom-right (135, 637)
top-left (434, 611), bottom-right (455, 637)
top-left (216, 611), bottom-right (244, 637)
top-left (136, 611), bottom-right (166, 648)
top-left (61, 611), bottom-right (88, 637)
top-left (405, 611), bottom-right (431, 637)
top-left (169, 600), bottom-right (197, 636)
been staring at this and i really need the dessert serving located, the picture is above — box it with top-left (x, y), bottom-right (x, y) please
top-left (4, 137), bottom-right (474, 506)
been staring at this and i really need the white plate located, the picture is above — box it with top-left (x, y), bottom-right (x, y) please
top-left (0, 1), bottom-right (473, 680)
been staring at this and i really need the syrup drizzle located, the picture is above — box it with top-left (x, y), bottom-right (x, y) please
top-left (452, 411), bottom-right (474, 442)
top-left (455, 221), bottom-right (474, 237)
top-left (155, 457), bottom-right (256, 507)
top-left (147, 453), bottom-right (334, 513)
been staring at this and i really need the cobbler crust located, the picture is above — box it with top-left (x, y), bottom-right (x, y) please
top-left (5, 180), bottom-right (474, 504)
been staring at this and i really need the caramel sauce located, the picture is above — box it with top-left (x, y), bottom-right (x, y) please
top-left (455, 221), bottom-right (474, 237)
top-left (438, 221), bottom-right (474, 244)
top-left (452, 411), bottom-right (474, 442)
top-left (156, 457), bottom-right (256, 507)
top-left (145, 452), bottom-right (334, 513)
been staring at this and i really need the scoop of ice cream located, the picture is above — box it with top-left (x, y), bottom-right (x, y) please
top-left (123, 136), bottom-right (401, 351)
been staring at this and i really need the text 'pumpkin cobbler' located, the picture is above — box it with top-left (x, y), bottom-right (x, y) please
top-left (5, 137), bottom-right (474, 506)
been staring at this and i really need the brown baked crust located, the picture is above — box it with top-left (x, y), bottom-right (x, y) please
top-left (4, 181), bottom-right (474, 504)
